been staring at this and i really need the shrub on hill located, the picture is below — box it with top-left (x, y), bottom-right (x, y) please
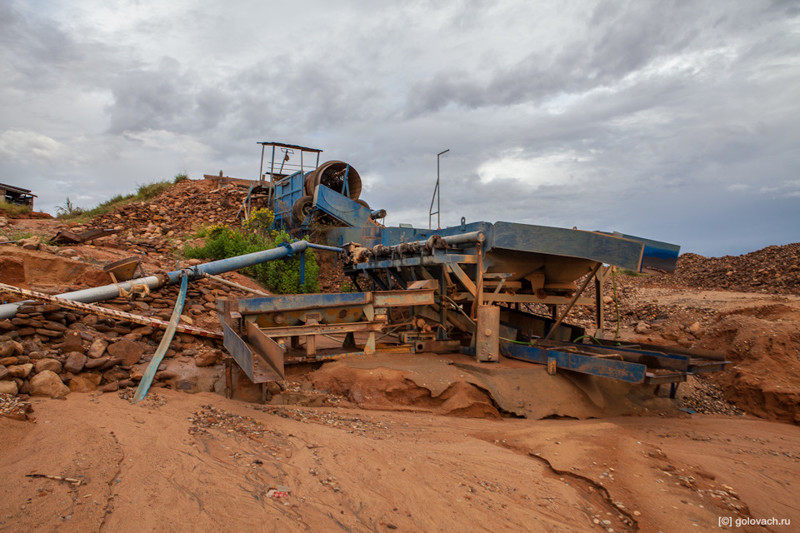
top-left (184, 211), bottom-right (319, 294)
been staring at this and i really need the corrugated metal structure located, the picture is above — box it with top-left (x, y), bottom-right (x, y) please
top-left (0, 182), bottom-right (36, 209)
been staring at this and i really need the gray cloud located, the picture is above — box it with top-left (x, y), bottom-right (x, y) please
top-left (0, 0), bottom-right (798, 257)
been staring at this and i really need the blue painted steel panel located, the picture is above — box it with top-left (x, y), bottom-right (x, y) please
top-left (312, 185), bottom-right (371, 227)
top-left (598, 231), bottom-right (680, 272)
top-left (326, 221), bottom-right (489, 248)
top-left (237, 292), bottom-right (371, 314)
top-left (273, 170), bottom-right (312, 228)
top-left (489, 222), bottom-right (644, 272)
top-left (583, 343), bottom-right (690, 370)
top-left (501, 341), bottom-right (647, 383)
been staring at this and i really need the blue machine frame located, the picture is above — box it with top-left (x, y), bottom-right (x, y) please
top-left (501, 339), bottom-right (728, 388)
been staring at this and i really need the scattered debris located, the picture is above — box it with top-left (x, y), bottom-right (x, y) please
top-left (25, 473), bottom-right (82, 486)
top-left (266, 487), bottom-right (290, 499)
top-left (51, 228), bottom-right (118, 245)
top-left (678, 377), bottom-right (745, 416)
top-left (0, 393), bottom-right (33, 420)
top-left (252, 404), bottom-right (392, 439)
top-left (188, 404), bottom-right (283, 443)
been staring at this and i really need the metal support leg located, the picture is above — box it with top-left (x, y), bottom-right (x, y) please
top-left (544, 262), bottom-right (601, 341)
top-left (343, 332), bottom-right (356, 348)
top-left (225, 358), bottom-right (233, 399)
top-left (594, 266), bottom-right (607, 333)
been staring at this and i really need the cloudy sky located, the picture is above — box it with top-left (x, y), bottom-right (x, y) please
top-left (1, 0), bottom-right (798, 256)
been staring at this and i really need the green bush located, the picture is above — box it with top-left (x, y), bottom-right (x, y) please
top-left (183, 220), bottom-right (319, 294)
top-left (136, 181), bottom-right (171, 201)
top-left (0, 200), bottom-right (32, 217)
top-left (618, 268), bottom-right (646, 277)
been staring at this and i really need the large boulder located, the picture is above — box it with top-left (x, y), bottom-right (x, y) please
top-left (0, 340), bottom-right (23, 357)
top-left (160, 359), bottom-right (223, 394)
top-left (107, 339), bottom-right (145, 366)
top-left (8, 364), bottom-right (33, 379)
top-left (17, 235), bottom-right (41, 250)
top-left (68, 376), bottom-right (98, 393)
top-left (194, 349), bottom-right (222, 367)
top-left (87, 338), bottom-right (108, 359)
top-left (30, 370), bottom-right (70, 398)
top-left (64, 352), bottom-right (87, 373)
top-left (0, 380), bottom-right (18, 396)
top-left (61, 331), bottom-right (83, 352)
top-left (35, 358), bottom-right (63, 374)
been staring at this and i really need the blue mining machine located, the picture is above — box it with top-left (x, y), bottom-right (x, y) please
top-left (239, 142), bottom-right (384, 235)
top-left (220, 143), bottom-right (728, 395)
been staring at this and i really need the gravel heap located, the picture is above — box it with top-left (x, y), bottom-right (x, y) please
top-left (90, 178), bottom-right (247, 238)
top-left (641, 243), bottom-right (800, 295)
top-left (678, 377), bottom-right (745, 417)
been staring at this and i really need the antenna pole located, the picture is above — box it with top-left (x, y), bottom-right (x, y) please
top-left (429, 149), bottom-right (449, 229)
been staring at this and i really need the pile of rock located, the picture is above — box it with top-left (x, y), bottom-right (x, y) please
top-left (678, 377), bottom-right (745, 416)
top-left (637, 243), bottom-right (800, 295)
top-left (89, 178), bottom-right (247, 241)
top-left (0, 275), bottom-right (259, 401)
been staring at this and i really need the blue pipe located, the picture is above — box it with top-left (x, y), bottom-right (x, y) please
top-left (0, 240), bottom-right (343, 319)
top-left (307, 242), bottom-right (346, 253)
top-left (166, 240), bottom-right (313, 283)
top-left (132, 273), bottom-right (188, 404)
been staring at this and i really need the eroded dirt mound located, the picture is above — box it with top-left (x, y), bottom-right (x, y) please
top-left (309, 362), bottom-right (502, 419)
top-left (306, 354), bottom-right (681, 421)
top-left (0, 248), bottom-right (111, 291)
top-left (696, 309), bottom-right (800, 424)
top-left (0, 210), bottom-right (52, 220)
top-left (626, 298), bottom-right (800, 424)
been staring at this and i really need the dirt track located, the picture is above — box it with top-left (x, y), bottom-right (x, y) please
top-left (1, 390), bottom-right (798, 533)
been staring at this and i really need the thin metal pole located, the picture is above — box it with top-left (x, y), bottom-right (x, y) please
top-left (430, 149), bottom-right (449, 229)
top-left (544, 262), bottom-right (601, 341)
top-left (258, 143), bottom-right (265, 184)
top-left (474, 233), bottom-right (485, 319)
top-left (203, 273), bottom-right (270, 296)
top-left (437, 153), bottom-right (440, 229)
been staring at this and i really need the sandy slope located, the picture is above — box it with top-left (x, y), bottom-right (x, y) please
top-left (1, 390), bottom-right (797, 532)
